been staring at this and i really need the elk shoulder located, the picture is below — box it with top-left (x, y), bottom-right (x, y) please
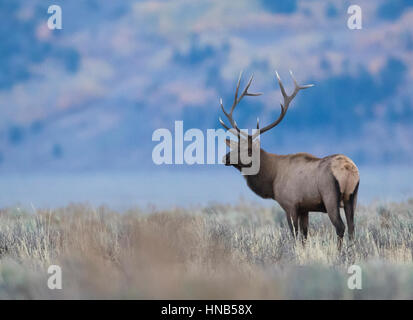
top-left (288, 152), bottom-right (320, 162)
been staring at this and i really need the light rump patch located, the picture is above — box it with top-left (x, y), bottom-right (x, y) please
top-left (330, 155), bottom-right (359, 200)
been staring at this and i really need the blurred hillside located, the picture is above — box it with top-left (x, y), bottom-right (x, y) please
top-left (0, 0), bottom-right (413, 173)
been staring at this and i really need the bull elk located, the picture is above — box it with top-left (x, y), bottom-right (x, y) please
top-left (219, 71), bottom-right (359, 246)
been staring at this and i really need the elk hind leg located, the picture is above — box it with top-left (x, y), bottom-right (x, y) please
top-left (344, 183), bottom-right (359, 241)
top-left (322, 186), bottom-right (345, 250)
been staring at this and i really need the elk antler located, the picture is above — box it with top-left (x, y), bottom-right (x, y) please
top-left (251, 71), bottom-right (314, 139)
top-left (219, 70), bottom-right (313, 140)
top-left (219, 71), bottom-right (262, 138)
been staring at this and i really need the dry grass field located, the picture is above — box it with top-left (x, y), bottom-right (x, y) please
top-left (0, 199), bottom-right (412, 299)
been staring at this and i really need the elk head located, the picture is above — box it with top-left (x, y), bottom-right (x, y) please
top-left (219, 71), bottom-right (314, 172)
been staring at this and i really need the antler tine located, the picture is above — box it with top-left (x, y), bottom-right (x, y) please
top-left (275, 71), bottom-right (288, 102)
top-left (219, 117), bottom-right (231, 131)
top-left (239, 75), bottom-right (253, 100)
top-left (231, 74), bottom-right (262, 113)
top-left (219, 72), bottom-right (262, 139)
top-left (290, 70), bottom-right (314, 90)
top-left (219, 116), bottom-right (248, 138)
top-left (230, 71), bottom-right (243, 114)
top-left (220, 98), bottom-right (230, 118)
top-left (233, 120), bottom-right (249, 138)
top-left (241, 75), bottom-right (263, 99)
top-left (219, 100), bottom-right (249, 138)
top-left (286, 70), bottom-right (314, 103)
top-left (252, 70), bottom-right (314, 140)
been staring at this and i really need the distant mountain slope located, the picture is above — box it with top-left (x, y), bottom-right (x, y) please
top-left (0, 0), bottom-right (412, 172)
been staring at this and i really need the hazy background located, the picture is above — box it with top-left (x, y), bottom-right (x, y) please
top-left (0, 0), bottom-right (412, 209)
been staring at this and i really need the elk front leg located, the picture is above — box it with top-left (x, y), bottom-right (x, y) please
top-left (285, 208), bottom-right (299, 239)
top-left (299, 211), bottom-right (309, 242)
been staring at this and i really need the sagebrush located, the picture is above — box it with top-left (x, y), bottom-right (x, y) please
top-left (0, 199), bottom-right (412, 299)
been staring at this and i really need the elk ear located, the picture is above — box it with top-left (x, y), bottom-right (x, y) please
top-left (225, 138), bottom-right (238, 150)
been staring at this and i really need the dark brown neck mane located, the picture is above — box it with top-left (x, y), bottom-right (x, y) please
top-left (243, 150), bottom-right (276, 199)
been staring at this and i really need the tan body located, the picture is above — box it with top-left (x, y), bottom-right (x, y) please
top-left (219, 71), bottom-right (360, 244)
top-left (241, 150), bottom-right (359, 240)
